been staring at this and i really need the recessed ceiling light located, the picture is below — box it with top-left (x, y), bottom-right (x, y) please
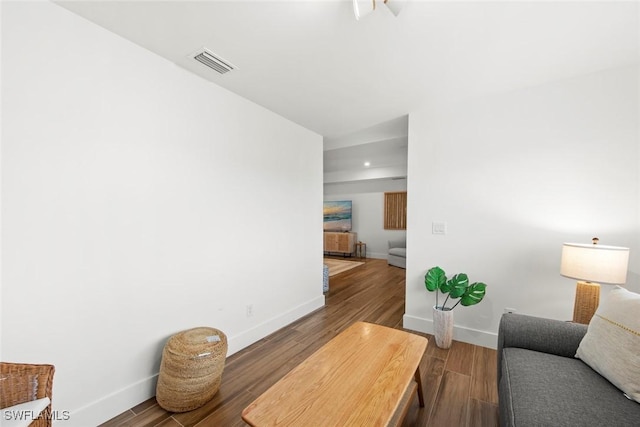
top-left (364, 162), bottom-right (371, 167)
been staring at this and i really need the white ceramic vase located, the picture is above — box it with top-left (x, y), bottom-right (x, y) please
top-left (433, 306), bottom-right (454, 349)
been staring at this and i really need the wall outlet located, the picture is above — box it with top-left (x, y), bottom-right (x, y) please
top-left (504, 307), bottom-right (517, 314)
top-left (246, 304), bottom-right (254, 317)
top-left (432, 221), bottom-right (447, 235)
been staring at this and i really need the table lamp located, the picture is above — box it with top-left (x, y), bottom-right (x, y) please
top-left (560, 237), bottom-right (629, 324)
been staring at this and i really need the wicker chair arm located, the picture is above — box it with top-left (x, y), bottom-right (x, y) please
top-left (0, 362), bottom-right (55, 427)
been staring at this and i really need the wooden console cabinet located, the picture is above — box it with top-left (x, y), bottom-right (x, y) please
top-left (324, 232), bottom-right (357, 256)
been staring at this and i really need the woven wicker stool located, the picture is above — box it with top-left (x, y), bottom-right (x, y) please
top-left (156, 327), bottom-right (228, 412)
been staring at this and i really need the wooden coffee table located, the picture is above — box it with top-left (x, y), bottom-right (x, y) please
top-left (241, 321), bottom-right (428, 427)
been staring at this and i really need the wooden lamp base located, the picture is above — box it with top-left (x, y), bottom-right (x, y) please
top-left (572, 281), bottom-right (600, 324)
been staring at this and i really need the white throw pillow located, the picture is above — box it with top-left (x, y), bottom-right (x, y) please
top-left (576, 286), bottom-right (640, 403)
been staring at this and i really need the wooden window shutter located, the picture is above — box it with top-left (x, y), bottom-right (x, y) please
top-left (384, 191), bottom-right (407, 230)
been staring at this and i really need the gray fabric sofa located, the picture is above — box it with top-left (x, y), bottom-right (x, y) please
top-left (387, 238), bottom-right (406, 269)
top-left (497, 313), bottom-right (640, 426)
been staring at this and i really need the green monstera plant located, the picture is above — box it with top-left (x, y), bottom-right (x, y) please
top-left (425, 266), bottom-right (487, 311)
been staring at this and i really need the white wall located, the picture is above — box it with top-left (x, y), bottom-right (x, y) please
top-left (1, 2), bottom-right (323, 426)
top-left (324, 180), bottom-right (406, 258)
top-left (0, 0), bottom-right (4, 361)
top-left (404, 65), bottom-right (640, 349)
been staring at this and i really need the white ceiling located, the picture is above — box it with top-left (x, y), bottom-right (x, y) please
top-left (323, 115), bottom-right (408, 183)
top-left (55, 0), bottom-right (639, 140)
top-left (324, 136), bottom-right (407, 173)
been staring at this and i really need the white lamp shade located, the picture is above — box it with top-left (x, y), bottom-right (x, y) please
top-left (560, 243), bottom-right (630, 284)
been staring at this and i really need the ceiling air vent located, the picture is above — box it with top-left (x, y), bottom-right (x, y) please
top-left (193, 48), bottom-right (236, 75)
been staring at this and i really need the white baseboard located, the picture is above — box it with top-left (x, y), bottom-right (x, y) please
top-left (66, 295), bottom-right (326, 427)
top-left (403, 314), bottom-right (498, 349)
top-left (366, 252), bottom-right (387, 260)
top-left (226, 295), bottom-right (325, 355)
top-left (63, 375), bottom-right (158, 427)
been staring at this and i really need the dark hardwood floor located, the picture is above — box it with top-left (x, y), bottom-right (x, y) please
top-left (100, 258), bottom-right (499, 427)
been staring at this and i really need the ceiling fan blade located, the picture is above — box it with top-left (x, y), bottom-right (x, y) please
top-left (353, 0), bottom-right (375, 21)
top-left (384, 0), bottom-right (404, 17)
